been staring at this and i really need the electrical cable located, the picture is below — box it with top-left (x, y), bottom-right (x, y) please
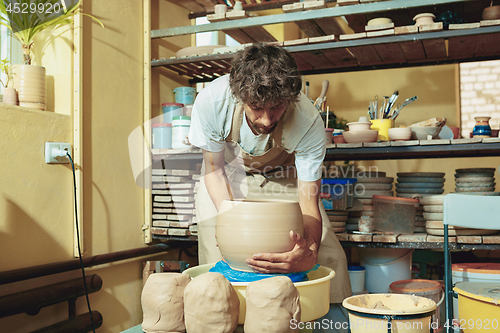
top-left (68, 152), bottom-right (96, 333)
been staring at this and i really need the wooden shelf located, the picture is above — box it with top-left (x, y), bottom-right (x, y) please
top-left (153, 25), bottom-right (500, 83)
top-left (325, 142), bottom-right (500, 161)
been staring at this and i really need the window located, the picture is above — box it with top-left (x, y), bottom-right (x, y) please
top-left (0, 20), bottom-right (22, 96)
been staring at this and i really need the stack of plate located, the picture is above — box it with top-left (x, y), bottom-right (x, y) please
top-left (327, 210), bottom-right (349, 233)
top-left (353, 173), bottom-right (394, 199)
top-left (455, 168), bottom-right (497, 194)
top-left (422, 195), bottom-right (498, 236)
top-left (347, 173), bottom-right (394, 232)
top-left (396, 172), bottom-right (445, 198)
top-left (414, 205), bottom-right (426, 233)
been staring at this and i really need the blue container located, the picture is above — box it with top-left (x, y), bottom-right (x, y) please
top-left (162, 103), bottom-right (183, 123)
top-left (320, 178), bottom-right (357, 210)
top-left (472, 125), bottom-right (492, 137)
top-left (173, 86), bottom-right (197, 105)
top-left (152, 123), bottom-right (172, 149)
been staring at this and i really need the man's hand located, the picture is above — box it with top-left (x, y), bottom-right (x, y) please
top-left (245, 230), bottom-right (318, 273)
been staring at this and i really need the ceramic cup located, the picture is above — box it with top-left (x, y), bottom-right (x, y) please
top-left (214, 4), bottom-right (227, 14)
top-left (233, 1), bottom-right (243, 11)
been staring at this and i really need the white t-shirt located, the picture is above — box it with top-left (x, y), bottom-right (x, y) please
top-left (188, 75), bottom-right (325, 182)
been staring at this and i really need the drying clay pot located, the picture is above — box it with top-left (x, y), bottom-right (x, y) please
top-left (244, 276), bottom-right (301, 333)
top-left (184, 272), bottom-right (239, 333)
top-left (482, 5), bottom-right (500, 20)
top-left (141, 273), bottom-right (191, 333)
top-left (413, 13), bottom-right (436, 26)
top-left (216, 200), bottom-right (304, 272)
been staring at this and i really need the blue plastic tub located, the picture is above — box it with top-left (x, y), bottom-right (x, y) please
top-left (320, 178), bottom-right (357, 210)
top-left (173, 86), bottom-right (197, 105)
top-left (162, 102), bottom-right (183, 123)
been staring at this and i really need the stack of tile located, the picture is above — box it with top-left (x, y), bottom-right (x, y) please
top-left (455, 168), bottom-right (497, 195)
top-left (326, 210), bottom-right (349, 233)
top-left (152, 169), bottom-right (200, 237)
top-left (396, 172), bottom-right (445, 198)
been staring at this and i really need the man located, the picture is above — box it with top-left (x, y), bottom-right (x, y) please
top-left (188, 44), bottom-right (351, 332)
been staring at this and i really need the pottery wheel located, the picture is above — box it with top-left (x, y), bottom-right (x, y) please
top-left (455, 177), bottom-right (494, 183)
top-left (355, 177), bottom-right (394, 184)
top-left (396, 182), bottom-right (444, 188)
top-left (419, 195), bottom-right (445, 205)
top-left (397, 177), bottom-right (445, 183)
top-left (455, 168), bottom-right (496, 174)
top-left (330, 221), bottom-right (347, 227)
top-left (456, 182), bottom-right (495, 188)
top-left (426, 228), bottom-right (499, 236)
top-left (328, 215), bottom-right (349, 222)
top-left (423, 205), bottom-right (443, 213)
top-left (423, 212), bottom-right (443, 221)
top-left (396, 188), bottom-right (444, 194)
top-left (455, 187), bottom-right (495, 192)
top-left (455, 172), bottom-right (495, 178)
top-left (354, 190), bottom-right (393, 198)
top-left (397, 172), bottom-right (445, 178)
top-left (355, 183), bottom-right (393, 190)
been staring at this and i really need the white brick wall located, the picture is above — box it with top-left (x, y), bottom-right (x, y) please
top-left (460, 60), bottom-right (500, 137)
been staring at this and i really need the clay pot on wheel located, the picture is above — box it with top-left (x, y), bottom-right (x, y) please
top-left (216, 199), bottom-right (304, 272)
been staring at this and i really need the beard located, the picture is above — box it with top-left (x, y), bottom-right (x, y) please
top-left (248, 119), bottom-right (279, 135)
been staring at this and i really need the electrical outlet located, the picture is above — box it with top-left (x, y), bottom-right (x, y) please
top-left (45, 142), bottom-right (72, 164)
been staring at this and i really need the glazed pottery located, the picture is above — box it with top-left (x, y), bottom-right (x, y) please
top-left (388, 127), bottom-right (412, 141)
top-left (216, 199), bottom-right (304, 272)
top-left (482, 5), bottom-right (500, 20)
top-left (214, 4), bottom-right (228, 14)
top-left (233, 1), bottom-right (243, 10)
top-left (343, 130), bottom-right (378, 143)
top-left (12, 64), bottom-right (46, 111)
top-left (370, 119), bottom-right (393, 141)
top-left (409, 126), bottom-right (441, 140)
top-left (472, 116), bottom-right (492, 138)
top-left (413, 13), bottom-right (436, 26)
top-left (346, 121), bottom-right (372, 131)
top-left (2, 87), bottom-right (18, 106)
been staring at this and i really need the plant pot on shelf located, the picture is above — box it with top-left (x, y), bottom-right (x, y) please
top-left (2, 87), bottom-right (18, 106)
top-left (12, 64), bottom-right (46, 111)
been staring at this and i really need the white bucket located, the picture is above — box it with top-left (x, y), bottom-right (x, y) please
top-left (358, 248), bottom-right (413, 293)
top-left (451, 263), bottom-right (500, 319)
top-left (348, 266), bottom-right (366, 294)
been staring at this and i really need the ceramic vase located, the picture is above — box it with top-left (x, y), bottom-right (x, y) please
top-left (12, 64), bottom-right (46, 111)
top-left (216, 199), bottom-right (304, 272)
top-left (472, 116), bottom-right (492, 138)
top-left (413, 13), bottom-right (436, 26)
top-left (2, 87), bottom-right (18, 106)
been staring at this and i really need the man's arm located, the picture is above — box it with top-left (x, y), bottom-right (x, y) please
top-left (202, 149), bottom-right (233, 211)
top-left (245, 179), bottom-right (322, 273)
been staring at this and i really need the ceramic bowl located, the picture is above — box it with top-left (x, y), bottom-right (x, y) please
top-left (346, 122), bottom-right (372, 132)
top-left (409, 126), bottom-right (442, 140)
top-left (343, 130), bottom-right (379, 143)
top-left (388, 127), bottom-right (412, 141)
top-left (367, 17), bottom-right (392, 26)
top-left (482, 5), bottom-right (500, 20)
top-left (216, 199), bottom-right (304, 272)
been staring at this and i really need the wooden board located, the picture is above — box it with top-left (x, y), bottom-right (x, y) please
top-left (399, 41), bottom-right (426, 62)
top-left (348, 45), bottom-right (383, 65)
top-left (422, 39), bottom-right (447, 60)
top-left (474, 32), bottom-right (500, 57)
top-left (448, 35), bottom-right (477, 60)
top-left (294, 51), bottom-right (335, 70)
top-left (373, 42), bottom-right (406, 63)
top-left (322, 48), bottom-right (358, 67)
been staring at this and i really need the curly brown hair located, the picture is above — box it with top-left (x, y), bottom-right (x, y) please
top-left (229, 44), bottom-right (302, 107)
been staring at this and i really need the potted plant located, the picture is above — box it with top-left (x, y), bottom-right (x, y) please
top-left (0, 0), bottom-right (102, 110)
top-left (0, 58), bottom-right (17, 105)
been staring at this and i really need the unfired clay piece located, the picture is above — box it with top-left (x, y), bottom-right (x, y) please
top-left (141, 273), bottom-right (191, 333)
top-left (184, 272), bottom-right (239, 333)
top-left (244, 276), bottom-right (301, 333)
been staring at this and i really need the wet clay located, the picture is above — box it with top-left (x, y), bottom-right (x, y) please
top-left (141, 273), bottom-right (191, 333)
top-left (184, 272), bottom-right (239, 333)
top-left (244, 276), bottom-right (301, 333)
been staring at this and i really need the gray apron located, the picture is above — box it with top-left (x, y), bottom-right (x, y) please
top-left (195, 103), bottom-right (352, 303)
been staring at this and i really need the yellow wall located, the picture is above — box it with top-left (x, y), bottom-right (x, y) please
top-left (0, 1), bottom-right (196, 332)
